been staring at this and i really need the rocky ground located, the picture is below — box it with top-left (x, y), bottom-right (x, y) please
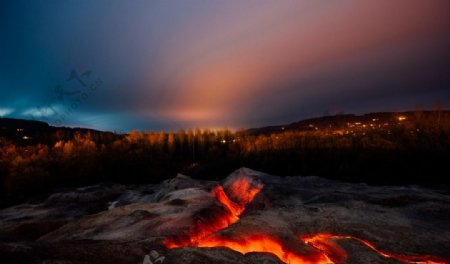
top-left (0, 168), bottom-right (449, 264)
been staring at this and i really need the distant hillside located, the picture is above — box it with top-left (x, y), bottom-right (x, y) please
top-left (1, 110), bottom-right (449, 207)
top-left (243, 110), bottom-right (450, 135)
top-left (2, 110), bottom-right (449, 144)
top-left (0, 118), bottom-right (118, 146)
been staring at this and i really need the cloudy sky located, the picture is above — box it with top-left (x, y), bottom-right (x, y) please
top-left (1, 0), bottom-right (449, 131)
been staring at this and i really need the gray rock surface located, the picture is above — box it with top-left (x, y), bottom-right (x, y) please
top-left (0, 168), bottom-right (449, 263)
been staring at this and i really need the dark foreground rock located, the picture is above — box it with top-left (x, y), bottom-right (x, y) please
top-left (0, 168), bottom-right (449, 264)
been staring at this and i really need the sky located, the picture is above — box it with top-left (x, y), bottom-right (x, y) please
top-left (1, 0), bottom-right (450, 132)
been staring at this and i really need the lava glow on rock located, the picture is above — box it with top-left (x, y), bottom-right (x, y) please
top-left (164, 176), bottom-right (263, 248)
top-left (301, 233), bottom-right (447, 264)
top-left (196, 234), bottom-right (334, 264)
top-left (165, 176), bottom-right (448, 264)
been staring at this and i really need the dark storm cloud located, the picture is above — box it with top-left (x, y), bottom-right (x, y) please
top-left (1, 0), bottom-right (449, 131)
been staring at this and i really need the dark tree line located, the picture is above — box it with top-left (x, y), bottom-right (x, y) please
top-left (1, 111), bottom-right (449, 207)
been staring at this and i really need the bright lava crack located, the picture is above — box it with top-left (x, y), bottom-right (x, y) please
top-left (164, 177), bottom-right (448, 264)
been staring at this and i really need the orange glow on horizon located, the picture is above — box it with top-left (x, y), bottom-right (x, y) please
top-left (140, 1), bottom-right (450, 127)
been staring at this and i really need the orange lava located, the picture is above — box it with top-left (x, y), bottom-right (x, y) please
top-left (224, 177), bottom-right (264, 206)
top-left (165, 177), bottom-right (448, 264)
top-left (212, 185), bottom-right (244, 218)
top-left (164, 176), bottom-right (263, 248)
top-left (197, 234), bottom-right (333, 264)
top-left (301, 233), bottom-right (449, 264)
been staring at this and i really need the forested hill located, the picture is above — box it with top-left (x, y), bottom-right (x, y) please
top-left (244, 110), bottom-right (450, 135)
top-left (1, 110), bottom-right (449, 208)
top-left (0, 118), bottom-right (119, 146)
top-left (2, 110), bottom-right (449, 143)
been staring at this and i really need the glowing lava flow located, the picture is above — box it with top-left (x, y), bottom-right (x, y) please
top-left (165, 177), bottom-right (448, 264)
top-left (301, 233), bottom-right (448, 264)
top-left (165, 177), bottom-right (336, 263)
top-left (164, 176), bottom-right (264, 248)
top-left (196, 234), bottom-right (334, 264)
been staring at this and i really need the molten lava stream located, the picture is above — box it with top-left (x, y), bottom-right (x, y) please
top-left (301, 233), bottom-right (449, 264)
top-left (165, 178), bottom-right (448, 264)
top-left (196, 234), bottom-right (335, 264)
top-left (165, 180), bottom-right (337, 263)
top-left (164, 177), bottom-right (263, 248)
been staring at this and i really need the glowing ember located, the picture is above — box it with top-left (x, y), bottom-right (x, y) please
top-left (165, 177), bottom-right (448, 264)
